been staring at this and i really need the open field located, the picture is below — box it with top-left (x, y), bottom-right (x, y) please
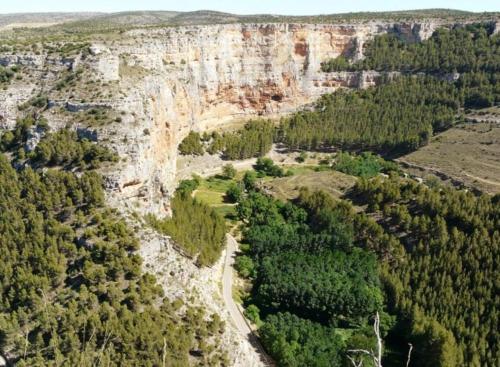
top-left (398, 120), bottom-right (500, 194)
top-left (191, 166), bottom-right (358, 219)
top-left (193, 176), bottom-right (237, 218)
top-left (260, 168), bottom-right (357, 201)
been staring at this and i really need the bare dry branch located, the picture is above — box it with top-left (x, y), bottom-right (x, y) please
top-left (347, 354), bottom-right (364, 367)
top-left (406, 343), bottom-right (413, 367)
top-left (348, 312), bottom-right (383, 367)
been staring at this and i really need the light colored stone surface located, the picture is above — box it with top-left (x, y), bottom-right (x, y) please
top-left (99, 22), bottom-right (438, 215)
top-left (493, 21), bottom-right (500, 35)
top-left (0, 21), bottom-right (450, 215)
top-left (130, 223), bottom-right (266, 366)
top-left (91, 47), bottom-right (120, 81)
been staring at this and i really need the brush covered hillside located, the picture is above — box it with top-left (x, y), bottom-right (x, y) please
top-left (1, 8), bottom-right (498, 38)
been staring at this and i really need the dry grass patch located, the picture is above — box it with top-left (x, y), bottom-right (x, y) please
top-left (260, 169), bottom-right (357, 201)
top-left (398, 121), bottom-right (500, 194)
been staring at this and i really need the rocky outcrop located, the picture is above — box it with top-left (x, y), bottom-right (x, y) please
top-left (0, 54), bottom-right (45, 68)
top-left (0, 21), bottom-right (456, 214)
top-left (492, 20), bottom-right (500, 35)
top-left (88, 44), bottom-right (120, 81)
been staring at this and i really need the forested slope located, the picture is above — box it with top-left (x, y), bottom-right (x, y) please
top-left (146, 183), bottom-right (227, 267)
top-left (354, 177), bottom-right (499, 366)
top-left (0, 119), bottom-right (227, 366)
top-left (233, 168), bottom-right (498, 366)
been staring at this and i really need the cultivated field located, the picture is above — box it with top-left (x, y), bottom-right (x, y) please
top-left (398, 119), bottom-right (500, 194)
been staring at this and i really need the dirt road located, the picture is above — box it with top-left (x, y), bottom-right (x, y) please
top-left (222, 234), bottom-right (274, 366)
top-left (223, 235), bottom-right (253, 335)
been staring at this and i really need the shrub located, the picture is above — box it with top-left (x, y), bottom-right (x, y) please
top-left (226, 182), bottom-right (243, 203)
top-left (235, 255), bottom-right (255, 278)
top-left (244, 304), bottom-right (261, 325)
top-left (243, 170), bottom-right (257, 190)
top-left (222, 164), bottom-right (236, 179)
top-left (176, 179), bottom-right (200, 196)
top-left (296, 151), bottom-right (307, 163)
top-left (178, 131), bottom-right (204, 155)
top-left (254, 157), bottom-right (284, 177)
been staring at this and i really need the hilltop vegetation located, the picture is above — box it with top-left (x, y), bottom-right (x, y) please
top-left (1, 9), bottom-right (498, 42)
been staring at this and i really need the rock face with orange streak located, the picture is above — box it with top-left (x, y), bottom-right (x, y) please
top-left (118, 23), bottom-right (393, 116)
top-left (101, 22), bottom-right (446, 214)
top-left (0, 22), bottom-right (445, 215)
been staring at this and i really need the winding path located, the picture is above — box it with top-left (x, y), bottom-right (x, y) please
top-left (223, 234), bottom-right (274, 366)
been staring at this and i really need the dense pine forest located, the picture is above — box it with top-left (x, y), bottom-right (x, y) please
top-left (279, 76), bottom-right (460, 153)
top-left (0, 121), bottom-right (227, 366)
top-left (354, 176), bottom-right (500, 367)
top-left (234, 188), bottom-right (388, 366)
top-left (233, 171), bottom-right (499, 367)
top-left (146, 179), bottom-right (227, 267)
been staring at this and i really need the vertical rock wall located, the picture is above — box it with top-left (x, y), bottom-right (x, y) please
top-left (106, 22), bottom-right (439, 213)
top-left (0, 21), bottom-right (444, 214)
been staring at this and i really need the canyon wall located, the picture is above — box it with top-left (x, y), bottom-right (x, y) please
top-left (0, 21), bottom-right (443, 214)
top-left (101, 21), bottom-right (442, 213)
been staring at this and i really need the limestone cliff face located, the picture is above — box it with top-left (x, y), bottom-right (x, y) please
top-left (101, 22), bottom-right (444, 213)
top-left (0, 21), bottom-right (443, 214)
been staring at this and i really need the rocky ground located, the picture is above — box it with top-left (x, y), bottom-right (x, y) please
top-left (105, 194), bottom-right (266, 366)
